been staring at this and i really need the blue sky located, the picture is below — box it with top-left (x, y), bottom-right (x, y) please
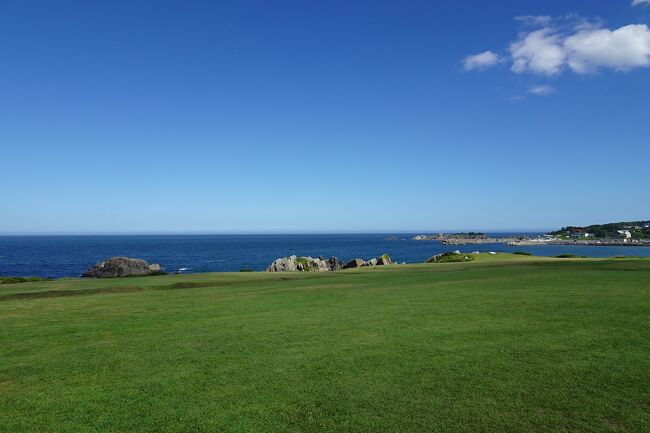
top-left (1, 0), bottom-right (649, 234)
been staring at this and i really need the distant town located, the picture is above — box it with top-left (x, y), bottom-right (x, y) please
top-left (548, 220), bottom-right (650, 240)
top-left (404, 220), bottom-right (650, 246)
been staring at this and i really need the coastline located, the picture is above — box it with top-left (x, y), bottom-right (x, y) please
top-left (4, 233), bottom-right (650, 279)
top-left (409, 233), bottom-right (650, 247)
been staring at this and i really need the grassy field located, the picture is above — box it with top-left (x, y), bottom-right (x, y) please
top-left (1, 255), bottom-right (649, 432)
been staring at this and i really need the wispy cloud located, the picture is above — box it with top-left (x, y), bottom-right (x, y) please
top-left (510, 85), bottom-right (556, 101)
top-left (463, 51), bottom-right (501, 71)
top-left (514, 15), bottom-right (553, 26)
top-left (528, 85), bottom-right (555, 95)
top-left (632, 0), bottom-right (650, 7)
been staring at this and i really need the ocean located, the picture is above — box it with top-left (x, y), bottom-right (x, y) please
top-left (2, 233), bottom-right (650, 278)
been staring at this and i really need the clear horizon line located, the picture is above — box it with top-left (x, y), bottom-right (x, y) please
top-left (0, 229), bottom-right (554, 236)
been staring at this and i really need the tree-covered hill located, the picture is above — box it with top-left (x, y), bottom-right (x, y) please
top-left (549, 221), bottom-right (650, 239)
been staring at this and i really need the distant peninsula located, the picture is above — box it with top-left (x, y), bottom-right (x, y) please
top-left (407, 220), bottom-right (650, 246)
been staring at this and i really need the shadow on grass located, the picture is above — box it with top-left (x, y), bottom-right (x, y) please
top-left (0, 286), bottom-right (144, 301)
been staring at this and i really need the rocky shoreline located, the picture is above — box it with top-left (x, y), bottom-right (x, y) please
top-left (77, 254), bottom-right (400, 278)
top-left (71, 241), bottom-right (650, 280)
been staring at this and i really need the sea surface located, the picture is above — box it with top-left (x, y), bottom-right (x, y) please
top-left (2, 234), bottom-right (650, 278)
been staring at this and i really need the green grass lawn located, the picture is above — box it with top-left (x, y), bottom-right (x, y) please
top-left (1, 255), bottom-right (649, 432)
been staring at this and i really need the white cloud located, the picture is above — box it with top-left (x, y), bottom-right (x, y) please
top-left (467, 16), bottom-right (650, 76)
top-left (528, 85), bottom-right (555, 95)
top-left (463, 51), bottom-right (500, 71)
top-left (565, 24), bottom-right (650, 73)
top-left (632, 0), bottom-right (650, 7)
top-left (510, 29), bottom-right (566, 75)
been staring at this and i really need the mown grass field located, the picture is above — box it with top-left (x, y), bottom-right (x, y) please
top-left (1, 255), bottom-right (649, 432)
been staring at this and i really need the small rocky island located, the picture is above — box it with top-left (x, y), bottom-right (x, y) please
top-left (82, 257), bottom-right (164, 278)
top-left (267, 254), bottom-right (393, 272)
top-left (412, 233), bottom-right (527, 245)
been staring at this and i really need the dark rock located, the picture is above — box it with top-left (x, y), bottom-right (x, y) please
top-left (82, 257), bottom-right (161, 278)
top-left (376, 253), bottom-right (393, 265)
top-left (327, 256), bottom-right (344, 271)
top-left (343, 259), bottom-right (366, 269)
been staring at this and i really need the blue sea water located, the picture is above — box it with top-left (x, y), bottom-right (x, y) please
top-left (1, 234), bottom-right (650, 278)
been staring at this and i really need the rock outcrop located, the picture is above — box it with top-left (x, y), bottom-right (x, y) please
top-left (376, 254), bottom-right (393, 266)
top-left (343, 259), bottom-right (366, 269)
top-left (267, 256), bottom-right (335, 272)
top-left (359, 254), bottom-right (392, 267)
top-left (327, 256), bottom-right (344, 271)
top-left (82, 257), bottom-right (164, 278)
top-left (268, 254), bottom-right (395, 272)
top-left (364, 258), bottom-right (379, 267)
top-left (267, 255), bottom-right (298, 272)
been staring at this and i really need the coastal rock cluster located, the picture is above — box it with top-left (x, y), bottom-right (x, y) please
top-left (266, 255), bottom-right (338, 272)
top-left (82, 257), bottom-right (164, 278)
top-left (267, 254), bottom-right (393, 272)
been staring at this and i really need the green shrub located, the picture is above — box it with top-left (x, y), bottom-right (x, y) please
top-left (512, 251), bottom-right (532, 256)
top-left (427, 252), bottom-right (476, 263)
top-left (239, 269), bottom-right (254, 272)
top-left (556, 254), bottom-right (578, 258)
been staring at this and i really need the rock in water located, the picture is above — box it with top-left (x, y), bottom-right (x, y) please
top-left (82, 257), bottom-right (161, 278)
top-left (343, 259), bottom-right (366, 269)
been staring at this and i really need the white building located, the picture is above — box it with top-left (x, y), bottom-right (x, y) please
top-left (617, 230), bottom-right (632, 239)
